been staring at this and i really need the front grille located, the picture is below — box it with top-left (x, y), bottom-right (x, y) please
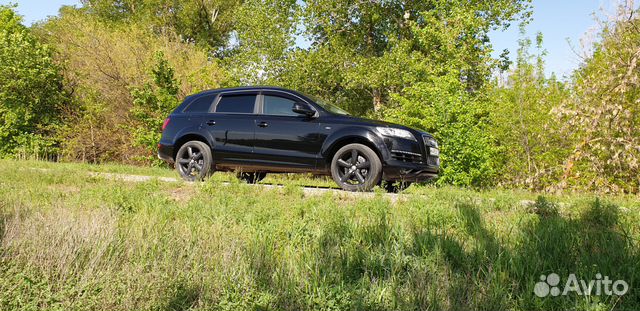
top-left (391, 150), bottom-right (423, 164)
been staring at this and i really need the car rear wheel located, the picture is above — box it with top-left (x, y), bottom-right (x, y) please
top-left (237, 172), bottom-right (267, 184)
top-left (330, 143), bottom-right (382, 192)
top-left (175, 141), bottom-right (213, 181)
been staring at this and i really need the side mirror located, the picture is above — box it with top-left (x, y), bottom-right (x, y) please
top-left (292, 103), bottom-right (315, 117)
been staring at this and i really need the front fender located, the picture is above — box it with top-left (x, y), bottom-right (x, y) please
top-left (321, 127), bottom-right (390, 162)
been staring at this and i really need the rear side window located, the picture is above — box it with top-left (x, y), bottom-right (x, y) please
top-left (263, 95), bottom-right (298, 116)
top-left (184, 95), bottom-right (215, 113)
top-left (215, 94), bottom-right (257, 114)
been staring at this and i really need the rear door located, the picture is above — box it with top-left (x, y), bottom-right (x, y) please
top-left (204, 91), bottom-right (258, 164)
top-left (252, 91), bottom-right (323, 169)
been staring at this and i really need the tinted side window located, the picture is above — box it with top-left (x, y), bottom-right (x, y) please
top-left (263, 95), bottom-right (299, 116)
top-left (184, 95), bottom-right (215, 113)
top-left (215, 94), bottom-right (257, 113)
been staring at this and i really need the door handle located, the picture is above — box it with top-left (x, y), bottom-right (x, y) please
top-left (206, 120), bottom-right (216, 126)
top-left (258, 121), bottom-right (269, 128)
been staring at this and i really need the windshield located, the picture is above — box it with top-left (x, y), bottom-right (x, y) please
top-left (305, 94), bottom-right (350, 115)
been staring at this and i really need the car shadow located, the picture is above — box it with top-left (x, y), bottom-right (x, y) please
top-left (230, 197), bottom-right (639, 310)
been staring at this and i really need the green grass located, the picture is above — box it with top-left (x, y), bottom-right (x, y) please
top-left (0, 159), bottom-right (639, 310)
top-left (20, 159), bottom-right (338, 188)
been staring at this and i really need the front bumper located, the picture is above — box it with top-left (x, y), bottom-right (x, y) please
top-left (380, 134), bottom-right (440, 182)
top-left (382, 160), bottom-right (439, 182)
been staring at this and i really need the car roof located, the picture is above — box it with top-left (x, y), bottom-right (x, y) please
top-left (174, 86), bottom-right (321, 115)
top-left (189, 86), bottom-right (304, 97)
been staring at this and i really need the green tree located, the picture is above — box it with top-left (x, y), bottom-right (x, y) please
top-left (271, 1), bottom-right (532, 187)
top-left (80, 0), bottom-right (241, 51)
top-left (556, 7), bottom-right (640, 193)
top-left (490, 28), bottom-right (570, 190)
top-left (375, 5), bottom-right (530, 187)
top-left (35, 7), bottom-right (225, 163)
top-left (129, 52), bottom-right (180, 164)
top-left (223, 0), bottom-right (299, 85)
top-left (0, 6), bottom-right (67, 157)
top-left (282, 0), bottom-right (531, 113)
top-left (230, 0), bottom-right (530, 186)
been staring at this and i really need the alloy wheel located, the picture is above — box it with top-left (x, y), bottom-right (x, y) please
top-left (335, 148), bottom-right (371, 186)
top-left (176, 145), bottom-right (205, 180)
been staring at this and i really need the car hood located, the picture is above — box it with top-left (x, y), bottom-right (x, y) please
top-left (335, 115), bottom-right (428, 135)
top-left (331, 115), bottom-right (395, 126)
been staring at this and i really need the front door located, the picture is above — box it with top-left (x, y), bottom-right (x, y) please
top-left (252, 92), bottom-right (323, 169)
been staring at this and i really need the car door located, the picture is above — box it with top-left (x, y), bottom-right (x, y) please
top-left (204, 91), bottom-right (258, 165)
top-left (252, 91), bottom-right (323, 169)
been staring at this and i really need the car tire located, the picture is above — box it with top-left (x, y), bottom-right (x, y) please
top-left (237, 172), bottom-right (267, 184)
top-left (330, 143), bottom-right (382, 192)
top-left (382, 180), bottom-right (412, 193)
top-left (174, 141), bottom-right (213, 182)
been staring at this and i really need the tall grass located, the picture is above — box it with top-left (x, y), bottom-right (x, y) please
top-left (0, 160), bottom-right (639, 310)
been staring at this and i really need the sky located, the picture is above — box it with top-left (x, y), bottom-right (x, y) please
top-left (488, 0), bottom-right (638, 78)
top-left (2, 0), bottom-right (637, 79)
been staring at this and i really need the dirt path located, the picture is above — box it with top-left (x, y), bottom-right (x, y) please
top-left (40, 169), bottom-right (538, 206)
top-left (87, 171), bottom-right (401, 201)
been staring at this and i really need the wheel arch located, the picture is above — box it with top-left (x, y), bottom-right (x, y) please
top-left (173, 133), bottom-right (212, 160)
top-left (322, 129), bottom-right (388, 168)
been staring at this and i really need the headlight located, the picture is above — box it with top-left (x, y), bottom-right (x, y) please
top-left (377, 127), bottom-right (416, 140)
top-left (424, 136), bottom-right (438, 148)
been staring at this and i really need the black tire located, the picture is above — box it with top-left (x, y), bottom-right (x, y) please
top-left (237, 172), bottom-right (267, 184)
top-left (330, 143), bottom-right (382, 191)
top-left (175, 141), bottom-right (213, 181)
top-left (382, 180), bottom-right (412, 193)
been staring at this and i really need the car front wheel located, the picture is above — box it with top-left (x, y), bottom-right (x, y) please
top-left (330, 143), bottom-right (382, 191)
top-left (175, 141), bottom-right (213, 181)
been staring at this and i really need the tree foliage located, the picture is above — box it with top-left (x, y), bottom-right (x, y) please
top-left (4, 0), bottom-right (637, 193)
top-left (284, 0), bottom-right (531, 113)
top-left (223, 0), bottom-right (299, 84)
top-left (377, 6), bottom-right (516, 187)
top-left (34, 7), bottom-right (226, 163)
top-left (80, 0), bottom-right (241, 51)
top-left (555, 10), bottom-right (640, 193)
top-left (0, 6), bottom-right (67, 158)
top-left (491, 29), bottom-right (571, 190)
top-left (129, 52), bottom-right (180, 163)
top-left (270, 1), bottom-right (533, 187)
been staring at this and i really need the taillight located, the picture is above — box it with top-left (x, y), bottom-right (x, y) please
top-left (162, 118), bottom-right (170, 131)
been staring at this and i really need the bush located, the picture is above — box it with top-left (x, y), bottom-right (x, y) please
top-left (0, 6), bottom-right (67, 157)
top-left (35, 8), bottom-right (227, 163)
top-left (531, 195), bottom-right (559, 218)
top-left (581, 198), bottom-right (619, 229)
top-left (10, 133), bottom-right (60, 160)
top-left (555, 10), bottom-right (640, 193)
top-left (129, 52), bottom-right (181, 164)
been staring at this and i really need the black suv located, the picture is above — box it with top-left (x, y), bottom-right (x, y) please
top-left (158, 87), bottom-right (439, 192)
